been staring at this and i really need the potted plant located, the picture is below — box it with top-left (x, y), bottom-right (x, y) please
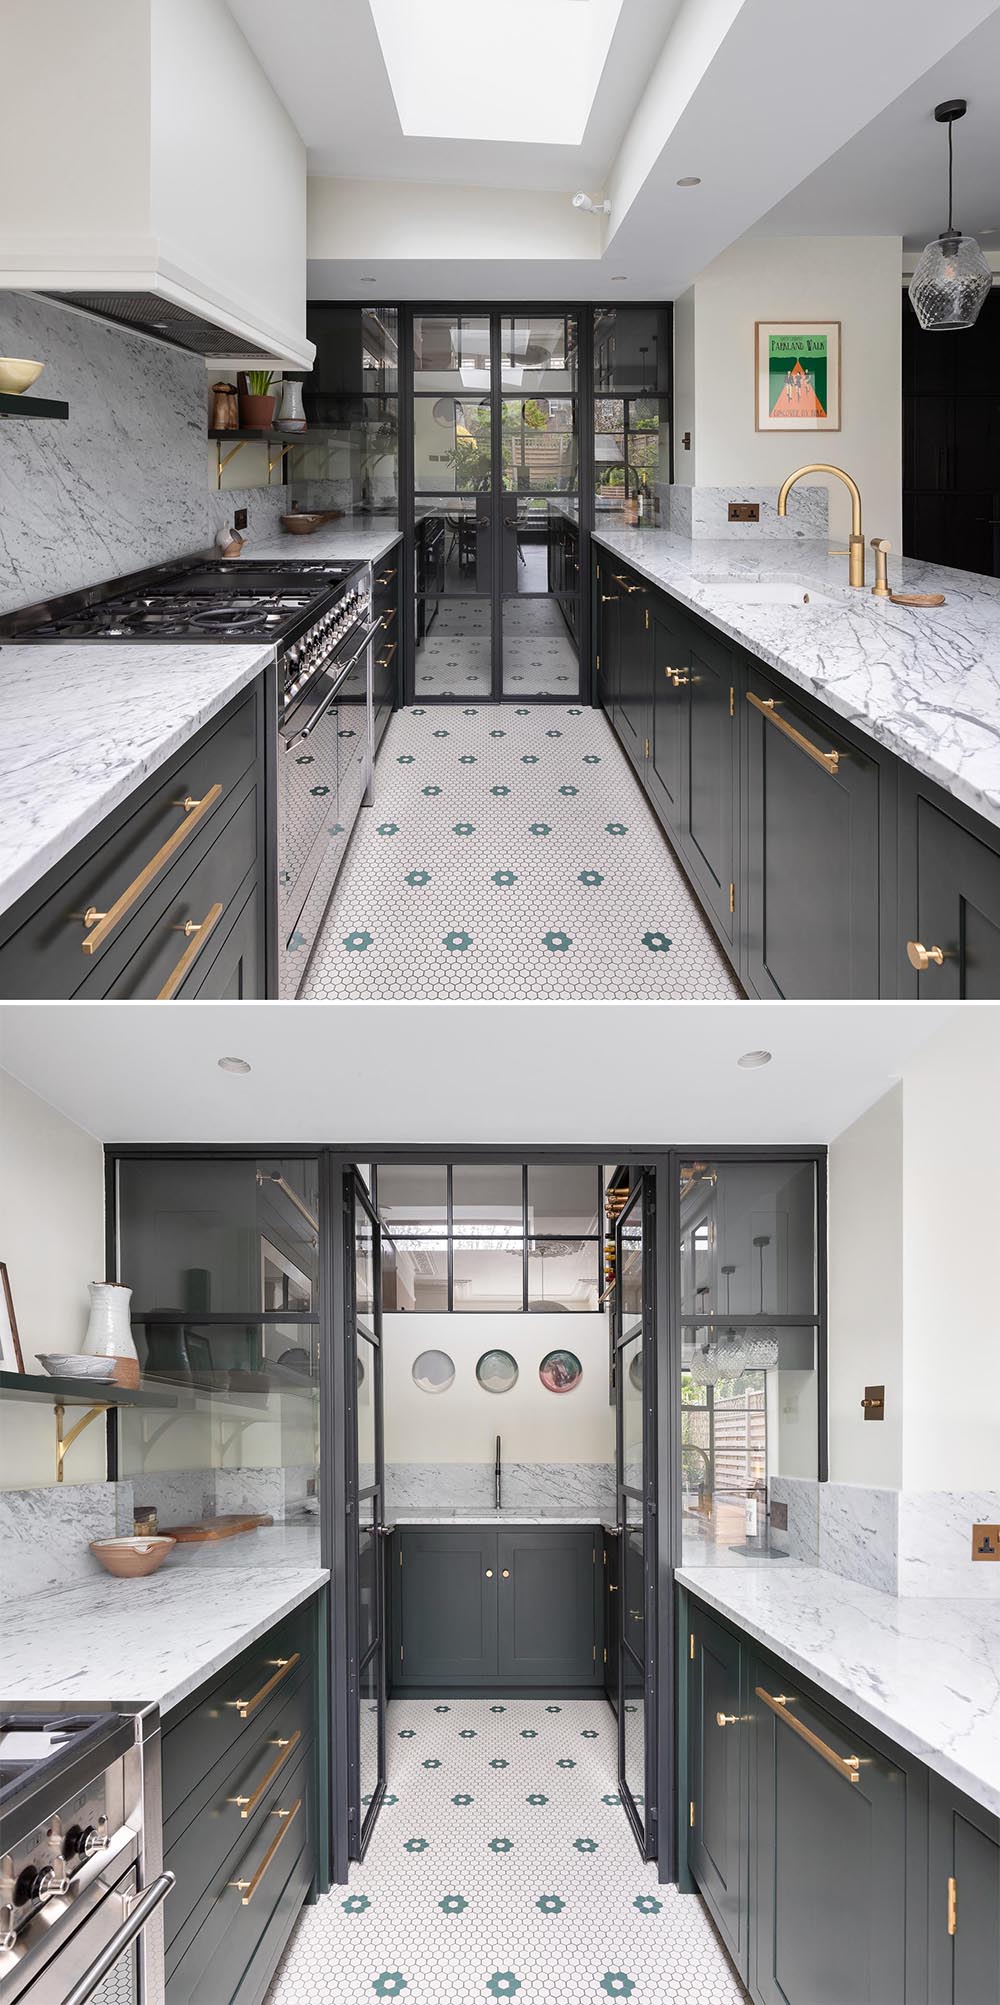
top-left (239, 370), bottom-right (276, 429)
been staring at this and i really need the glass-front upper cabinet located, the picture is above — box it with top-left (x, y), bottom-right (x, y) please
top-left (116, 1157), bottom-right (321, 1317)
top-left (679, 1158), bottom-right (817, 1318)
top-left (592, 306), bottom-right (670, 524)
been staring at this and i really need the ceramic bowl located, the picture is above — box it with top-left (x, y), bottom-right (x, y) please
top-left (38, 1353), bottom-right (118, 1381)
top-left (280, 511), bottom-right (342, 534)
top-left (0, 358), bottom-right (44, 395)
top-left (89, 1536), bottom-right (176, 1579)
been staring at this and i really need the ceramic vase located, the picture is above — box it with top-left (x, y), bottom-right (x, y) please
top-left (83, 1283), bottom-right (139, 1389)
top-left (277, 378), bottom-right (307, 432)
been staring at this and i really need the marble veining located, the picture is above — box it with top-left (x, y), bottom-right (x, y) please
top-left (898, 1490), bottom-right (1000, 1599)
top-left (385, 1462), bottom-right (613, 1516)
top-left (678, 1564), bottom-right (1000, 1818)
top-left (668, 484), bottom-right (828, 541)
top-left (0, 1483), bottom-right (133, 1599)
top-left (246, 517), bottom-right (402, 566)
top-left (0, 639), bottom-right (272, 916)
top-left (390, 1508), bottom-right (607, 1526)
top-left (819, 1481), bottom-right (899, 1595)
top-left (767, 1474), bottom-right (819, 1563)
top-left (594, 527), bottom-right (1000, 829)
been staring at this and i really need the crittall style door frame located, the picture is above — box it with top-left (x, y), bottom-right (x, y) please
top-left (614, 1170), bottom-right (659, 1859)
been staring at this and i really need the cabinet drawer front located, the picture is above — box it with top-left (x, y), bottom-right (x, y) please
top-left (186, 879), bottom-right (260, 999)
top-left (0, 692), bottom-right (258, 998)
top-left (162, 1605), bottom-right (312, 1826)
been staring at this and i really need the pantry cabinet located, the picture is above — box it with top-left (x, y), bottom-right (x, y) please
top-left (391, 1524), bottom-right (602, 1692)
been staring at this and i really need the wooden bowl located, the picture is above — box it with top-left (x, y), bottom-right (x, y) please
top-left (280, 511), bottom-right (343, 535)
top-left (0, 358), bottom-right (44, 395)
top-left (89, 1536), bottom-right (176, 1579)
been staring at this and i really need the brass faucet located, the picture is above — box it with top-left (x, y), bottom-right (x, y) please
top-left (777, 464), bottom-right (865, 587)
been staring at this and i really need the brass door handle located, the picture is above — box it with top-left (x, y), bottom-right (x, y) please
top-left (755, 1687), bottom-right (860, 1784)
top-left (600, 593), bottom-right (617, 603)
top-left (81, 785), bottom-right (223, 954)
top-left (608, 1583), bottom-right (619, 1593)
top-left (947, 1875), bottom-right (957, 1937)
top-left (228, 1730), bottom-right (302, 1819)
top-left (664, 667), bottom-right (689, 686)
top-left (906, 940), bottom-right (945, 971)
top-left (156, 902), bottom-right (225, 1000)
top-left (746, 691), bottom-right (840, 776)
top-left (227, 1653), bottom-right (301, 1722)
top-left (716, 1712), bottom-right (738, 1727)
top-left (229, 1797), bottom-right (301, 1904)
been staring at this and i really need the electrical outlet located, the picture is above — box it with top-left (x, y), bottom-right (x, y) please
top-left (972, 1524), bottom-right (1000, 1561)
top-left (234, 507), bottom-right (248, 531)
top-left (728, 501), bottom-right (760, 523)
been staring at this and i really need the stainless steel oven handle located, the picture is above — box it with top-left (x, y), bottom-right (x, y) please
top-left (60, 1873), bottom-right (175, 2005)
top-left (283, 619), bottom-right (382, 749)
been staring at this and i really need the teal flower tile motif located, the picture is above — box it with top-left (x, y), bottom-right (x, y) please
top-left (342, 1893), bottom-right (370, 1914)
top-left (568, 707), bottom-right (583, 715)
top-left (601, 1793), bottom-right (621, 1806)
top-left (583, 753), bottom-right (601, 764)
top-left (295, 753), bottom-right (315, 764)
top-left (453, 822), bottom-right (476, 836)
top-left (397, 754), bottom-right (415, 764)
top-left (421, 1758), bottom-right (442, 1769)
top-left (556, 1758), bottom-right (576, 1769)
top-left (600, 1977), bottom-right (635, 1999)
top-left (526, 1793), bottom-right (548, 1806)
top-left (398, 1729), bottom-right (416, 1739)
top-left (487, 1975), bottom-right (521, 1999)
top-left (422, 784), bottom-right (442, 797)
top-left (521, 754), bottom-right (540, 765)
top-left (439, 1894), bottom-right (469, 1914)
top-left (520, 1729), bottom-right (538, 1739)
top-left (458, 753), bottom-right (477, 765)
top-left (403, 1837), bottom-right (428, 1853)
top-left (490, 784), bottom-right (511, 797)
top-left (452, 1793), bottom-right (473, 1806)
top-left (405, 870), bottom-right (430, 887)
top-left (377, 822), bottom-right (399, 835)
top-left (383, 1794), bottom-right (398, 1806)
top-left (463, 707), bottom-right (479, 716)
top-left (580, 1728), bottom-right (599, 1739)
top-left (573, 1837), bottom-right (598, 1853)
top-left (373, 1975), bottom-right (407, 1998)
top-left (488, 1837), bottom-right (513, 1854)
top-left (490, 728), bottom-right (506, 738)
top-left (459, 1729), bottom-right (478, 1739)
top-left (542, 931), bottom-right (572, 952)
top-left (489, 1704), bottom-right (507, 1713)
top-left (411, 707), bottom-right (425, 715)
top-left (515, 707), bottom-right (530, 715)
top-left (545, 1705), bottom-right (562, 1714)
top-left (328, 822), bottom-right (345, 836)
top-left (536, 1895), bottom-right (566, 1914)
top-left (634, 1894), bottom-right (662, 1914)
top-left (343, 931), bottom-right (373, 952)
top-left (434, 1704), bottom-right (451, 1713)
top-left (578, 871), bottom-right (604, 887)
top-left (558, 784), bottom-right (578, 797)
top-left (606, 822), bottom-right (627, 836)
top-left (433, 728), bottom-right (450, 738)
top-left (529, 823), bottom-right (552, 836)
top-left (288, 929), bottom-right (306, 952)
top-left (545, 729), bottom-right (563, 738)
top-left (489, 1758), bottom-right (509, 1770)
top-left (444, 930), bottom-right (473, 951)
top-left (642, 931), bottom-right (672, 953)
top-left (309, 783), bottom-right (330, 797)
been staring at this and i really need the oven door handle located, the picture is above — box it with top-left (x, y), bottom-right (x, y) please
top-left (283, 620), bottom-right (382, 749)
top-left (61, 1873), bottom-right (175, 2005)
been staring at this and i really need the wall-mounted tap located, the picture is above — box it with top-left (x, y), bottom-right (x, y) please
top-left (495, 1435), bottom-right (502, 1511)
top-left (777, 463), bottom-right (865, 587)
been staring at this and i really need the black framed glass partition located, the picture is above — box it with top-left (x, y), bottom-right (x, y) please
top-left (372, 1161), bottom-right (603, 1311)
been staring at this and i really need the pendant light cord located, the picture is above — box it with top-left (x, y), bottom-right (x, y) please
top-left (947, 116), bottom-right (955, 235)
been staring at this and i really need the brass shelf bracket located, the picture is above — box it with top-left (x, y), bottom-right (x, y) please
top-left (55, 1399), bottom-right (110, 1482)
top-left (215, 439), bottom-right (249, 489)
top-left (266, 442), bottom-right (296, 483)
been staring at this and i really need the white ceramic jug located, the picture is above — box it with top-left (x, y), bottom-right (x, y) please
top-left (83, 1283), bottom-right (139, 1387)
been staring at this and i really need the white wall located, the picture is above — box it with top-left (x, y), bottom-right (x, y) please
top-left (672, 285), bottom-right (696, 486)
top-left (683, 235), bottom-right (903, 547)
top-left (308, 178), bottom-right (604, 266)
top-left (0, 1071), bottom-right (106, 1485)
top-left (383, 1313), bottom-right (614, 1467)
top-left (827, 1085), bottom-right (904, 1488)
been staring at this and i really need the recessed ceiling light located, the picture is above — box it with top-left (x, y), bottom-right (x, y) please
top-left (610, 274), bottom-right (628, 282)
top-left (218, 1055), bottom-right (252, 1074)
top-left (359, 274), bottom-right (377, 284)
top-left (676, 176), bottom-right (702, 188)
top-left (737, 1049), bottom-right (772, 1070)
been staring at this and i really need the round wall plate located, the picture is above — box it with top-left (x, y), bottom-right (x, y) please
top-left (539, 1348), bottom-right (583, 1394)
top-left (412, 1349), bottom-right (456, 1394)
top-left (476, 1349), bottom-right (519, 1395)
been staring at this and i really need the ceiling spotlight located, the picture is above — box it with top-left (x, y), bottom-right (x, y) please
top-left (737, 1049), bottom-right (772, 1070)
top-left (572, 192), bottom-right (611, 215)
top-left (217, 1055), bottom-right (252, 1075)
top-left (676, 175), bottom-right (702, 187)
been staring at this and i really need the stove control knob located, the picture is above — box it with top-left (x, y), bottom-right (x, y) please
top-left (35, 1867), bottom-right (71, 1900)
top-left (0, 1904), bottom-right (16, 1952)
top-left (83, 1821), bottom-right (110, 1857)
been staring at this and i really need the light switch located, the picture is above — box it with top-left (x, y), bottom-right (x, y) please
top-left (972, 1524), bottom-right (1000, 1561)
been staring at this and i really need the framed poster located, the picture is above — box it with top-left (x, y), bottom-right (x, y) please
top-left (0, 1263), bottom-right (25, 1372)
top-left (755, 321), bottom-right (841, 432)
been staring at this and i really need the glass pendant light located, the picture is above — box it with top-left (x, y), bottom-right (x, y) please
top-left (909, 100), bottom-right (992, 331)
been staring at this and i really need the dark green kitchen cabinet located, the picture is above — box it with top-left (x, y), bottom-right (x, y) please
top-left (928, 1775), bottom-right (1000, 2005)
top-left (647, 600), bottom-right (685, 833)
top-left (902, 790), bottom-right (1000, 999)
top-left (679, 622), bottom-right (738, 947)
top-left (688, 1602), bottom-right (749, 1979)
top-left (744, 664), bottom-right (881, 999)
top-left (392, 1525), bottom-right (601, 1691)
top-left (594, 557), bottom-right (622, 716)
top-left (614, 571), bottom-right (652, 776)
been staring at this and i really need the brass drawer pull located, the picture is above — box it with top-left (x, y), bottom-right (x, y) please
top-left (613, 574), bottom-right (643, 594)
top-left (906, 939), bottom-right (945, 971)
top-left (377, 567), bottom-right (398, 585)
top-left (156, 901), bottom-right (224, 1001)
top-left (380, 606), bottom-right (398, 627)
top-left (227, 1653), bottom-right (301, 1722)
top-left (755, 1686), bottom-right (860, 1783)
top-left (377, 641), bottom-right (398, 668)
top-left (746, 691), bottom-right (840, 775)
top-left (81, 784), bottom-right (223, 954)
top-left (229, 1729), bottom-right (302, 1819)
top-left (229, 1796), bottom-right (301, 1904)
top-left (947, 1875), bottom-right (957, 1937)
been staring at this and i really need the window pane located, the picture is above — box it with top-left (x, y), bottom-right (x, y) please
top-left (416, 503), bottom-right (490, 594)
top-left (452, 1243), bottom-right (524, 1312)
top-left (500, 314), bottom-right (578, 394)
top-left (502, 595), bottom-right (578, 695)
top-left (452, 1164), bottom-right (523, 1235)
top-left (416, 597), bottom-right (491, 697)
top-left (393, 1242), bottom-right (449, 1313)
top-left (117, 1157), bottom-right (320, 1314)
top-left (681, 1329), bottom-right (820, 1566)
top-left (359, 1647), bottom-right (382, 1809)
top-left (528, 1242), bottom-right (598, 1311)
top-left (593, 307), bottom-right (670, 394)
top-left (414, 396), bottom-right (492, 492)
top-left (528, 1164), bottom-right (600, 1236)
top-left (679, 1159), bottom-right (817, 1316)
top-left (357, 1331), bottom-right (376, 1489)
top-left (414, 313), bottom-right (491, 388)
top-left (376, 1164), bottom-right (448, 1235)
top-left (501, 398), bottom-right (577, 493)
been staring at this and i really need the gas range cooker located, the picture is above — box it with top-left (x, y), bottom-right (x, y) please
top-left (0, 556), bottom-right (364, 647)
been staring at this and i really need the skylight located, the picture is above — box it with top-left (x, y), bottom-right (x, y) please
top-left (368, 0), bottom-right (625, 147)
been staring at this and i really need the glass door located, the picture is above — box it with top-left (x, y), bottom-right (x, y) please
top-left (614, 1172), bottom-right (657, 1858)
top-left (346, 1169), bottom-right (387, 1858)
top-left (411, 310), bottom-right (581, 701)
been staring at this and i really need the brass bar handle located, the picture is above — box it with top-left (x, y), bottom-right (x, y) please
top-left (755, 1686), bottom-right (860, 1784)
top-left (229, 1797), bottom-right (301, 1905)
top-left (156, 902), bottom-right (224, 1001)
top-left (664, 667), bottom-right (690, 686)
top-left (906, 940), bottom-right (945, 971)
top-left (947, 1875), bottom-right (957, 1937)
top-left (227, 1653), bottom-right (301, 1722)
top-left (613, 575), bottom-right (643, 594)
top-left (377, 642), bottom-right (398, 667)
top-left (377, 567), bottom-right (398, 584)
top-left (600, 593), bottom-right (617, 603)
top-left (746, 691), bottom-right (840, 776)
top-left (380, 606), bottom-right (398, 627)
top-left (81, 785), bottom-right (223, 954)
top-left (229, 1730), bottom-right (302, 1820)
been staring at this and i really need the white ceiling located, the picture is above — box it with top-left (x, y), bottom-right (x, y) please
top-left (752, 11), bottom-right (1000, 250)
top-left (0, 1004), bottom-right (951, 1149)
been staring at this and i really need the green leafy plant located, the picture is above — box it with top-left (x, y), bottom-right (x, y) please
top-left (245, 369), bottom-right (274, 397)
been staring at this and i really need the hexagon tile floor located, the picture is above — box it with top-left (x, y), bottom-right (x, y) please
top-left (264, 1698), bottom-right (749, 2005)
top-left (300, 705), bottom-right (741, 1000)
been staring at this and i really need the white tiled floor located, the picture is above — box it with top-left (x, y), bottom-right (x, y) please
top-left (300, 704), bottom-right (741, 1000)
top-left (265, 1698), bottom-right (749, 2005)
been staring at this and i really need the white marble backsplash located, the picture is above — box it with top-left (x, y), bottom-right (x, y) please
top-left (767, 1475), bottom-right (819, 1562)
top-left (668, 484), bottom-right (828, 541)
top-left (898, 1491), bottom-right (1000, 1599)
top-left (385, 1462), bottom-right (614, 1516)
top-left (819, 1481), bottom-right (899, 1594)
top-left (214, 1464), bottom-right (315, 1521)
top-left (0, 1483), bottom-right (133, 1599)
top-left (126, 1469), bottom-right (214, 1530)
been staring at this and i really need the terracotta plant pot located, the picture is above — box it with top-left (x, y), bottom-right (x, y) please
top-left (239, 393), bottom-right (276, 430)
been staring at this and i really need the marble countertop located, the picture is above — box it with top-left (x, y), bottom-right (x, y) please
top-left (247, 515), bottom-right (401, 565)
top-left (593, 528), bottom-right (1000, 830)
top-left (389, 1508), bottom-right (605, 1525)
top-left (677, 1564), bottom-right (1000, 1818)
top-left (0, 1550), bottom-right (329, 1715)
top-left (0, 640), bottom-right (273, 918)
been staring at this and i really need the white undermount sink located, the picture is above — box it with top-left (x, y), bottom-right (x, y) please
top-left (699, 580), bottom-right (839, 608)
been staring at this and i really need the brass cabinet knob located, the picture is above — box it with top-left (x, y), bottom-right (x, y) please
top-left (485, 1569), bottom-right (493, 1578)
top-left (716, 1712), bottom-right (738, 1727)
top-left (502, 1569), bottom-right (510, 1579)
top-left (907, 940), bottom-right (945, 971)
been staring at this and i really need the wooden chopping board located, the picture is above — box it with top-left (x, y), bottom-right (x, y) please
top-left (160, 1513), bottom-right (274, 1542)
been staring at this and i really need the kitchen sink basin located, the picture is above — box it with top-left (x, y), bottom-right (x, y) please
top-left (697, 580), bottom-right (839, 607)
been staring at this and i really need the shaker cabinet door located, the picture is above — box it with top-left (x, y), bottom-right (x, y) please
top-left (688, 1604), bottom-right (748, 1978)
top-left (928, 1775), bottom-right (1000, 2005)
top-left (679, 626), bottom-right (737, 944)
top-left (396, 1529), bottom-right (499, 1684)
top-left (497, 1528), bottom-right (599, 1687)
top-left (907, 797), bottom-right (1000, 999)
